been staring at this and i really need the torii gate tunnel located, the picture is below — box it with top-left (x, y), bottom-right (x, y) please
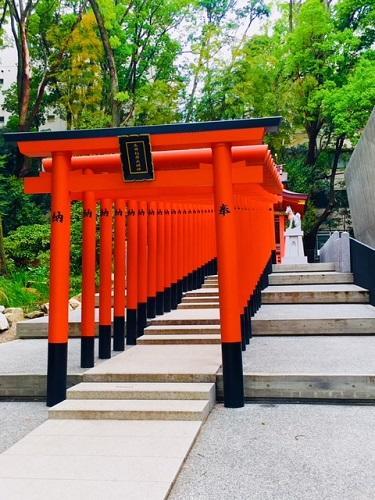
top-left (5, 117), bottom-right (283, 408)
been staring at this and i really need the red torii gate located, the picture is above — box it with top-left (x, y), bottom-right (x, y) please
top-left (5, 117), bottom-right (283, 409)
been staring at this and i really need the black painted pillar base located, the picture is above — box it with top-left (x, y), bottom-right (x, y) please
top-left (222, 342), bottom-right (244, 408)
top-left (192, 270), bottom-right (198, 290)
top-left (47, 342), bottom-right (68, 407)
top-left (126, 308), bottom-right (137, 345)
top-left (137, 303), bottom-right (147, 337)
top-left (113, 316), bottom-right (125, 351)
top-left (177, 280), bottom-right (183, 303)
top-left (147, 296), bottom-right (156, 319)
top-left (182, 276), bottom-right (188, 293)
top-left (156, 291), bottom-right (164, 315)
top-left (81, 336), bottom-right (95, 368)
top-left (240, 313), bottom-right (246, 351)
top-left (171, 283), bottom-right (178, 309)
top-left (188, 272), bottom-right (194, 291)
top-left (99, 325), bottom-right (111, 359)
top-left (246, 302), bottom-right (252, 344)
top-left (212, 258), bottom-right (218, 275)
top-left (164, 287), bottom-right (172, 313)
top-left (271, 249), bottom-right (277, 264)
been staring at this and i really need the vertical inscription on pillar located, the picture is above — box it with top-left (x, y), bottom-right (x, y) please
top-left (52, 211), bottom-right (64, 223)
top-left (119, 134), bottom-right (154, 182)
top-left (219, 203), bottom-right (231, 216)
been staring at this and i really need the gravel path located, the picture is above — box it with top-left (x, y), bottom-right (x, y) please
top-left (169, 403), bottom-right (375, 500)
top-left (0, 402), bottom-right (47, 453)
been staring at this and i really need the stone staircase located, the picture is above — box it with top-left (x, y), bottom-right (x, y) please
top-left (50, 382), bottom-right (215, 421)
top-left (253, 263), bottom-right (375, 336)
top-left (139, 276), bottom-right (220, 345)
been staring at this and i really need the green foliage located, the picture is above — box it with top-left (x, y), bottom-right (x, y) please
top-left (0, 269), bottom-right (49, 311)
top-left (4, 224), bottom-right (50, 267)
top-left (322, 53), bottom-right (375, 142)
top-left (0, 164), bottom-right (47, 234)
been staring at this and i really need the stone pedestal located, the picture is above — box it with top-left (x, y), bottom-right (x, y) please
top-left (282, 228), bottom-right (307, 264)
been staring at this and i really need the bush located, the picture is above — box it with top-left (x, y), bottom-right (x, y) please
top-left (4, 223), bottom-right (50, 267)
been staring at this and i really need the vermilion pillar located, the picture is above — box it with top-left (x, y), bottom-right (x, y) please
top-left (99, 198), bottom-right (112, 359)
top-left (156, 202), bottom-right (165, 315)
top-left (126, 200), bottom-right (138, 344)
top-left (177, 205), bottom-right (184, 301)
top-left (164, 203), bottom-right (172, 312)
top-left (212, 142), bottom-right (244, 408)
top-left (113, 198), bottom-right (126, 351)
top-left (147, 202), bottom-right (157, 318)
top-left (171, 205), bottom-right (179, 309)
top-left (137, 201), bottom-right (148, 336)
top-left (47, 152), bottom-right (71, 407)
top-left (81, 181), bottom-right (96, 368)
top-left (187, 206), bottom-right (194, 290)
top-left (182, 206), bottom-right (188, 292)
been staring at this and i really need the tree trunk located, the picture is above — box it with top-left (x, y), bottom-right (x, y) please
top-left (89, 0), bottom-right (121, 127)
top-left (305, 121), bottom-right (321, 165)
top-left (18, 20), bottom-right (32, 131)
top-left (0, 216), bottom-right (7, 276)
top-left (185, 27), bottom-right (205, 122)
top-left (289, 0), bottom-right (293, 31)
top-left (304, 135), bottom-right (346, 260)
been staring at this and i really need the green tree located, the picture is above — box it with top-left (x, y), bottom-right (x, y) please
top-left (184, 0), bottom-right (269, 121)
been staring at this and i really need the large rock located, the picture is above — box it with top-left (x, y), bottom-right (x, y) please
top-left (69, 298), bottom-right (81, 310)
top-left (25, 310), bottom-right (45, 319)
top-left (4, 307), bottom-right (24, 327)
top-left (40, 303), bottom-right (49, 314)
top-left (0, 312), bottom-right (9, 332)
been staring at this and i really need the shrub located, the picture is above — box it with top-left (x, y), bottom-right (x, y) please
top-left (4, 224), bottom-right (50, 266)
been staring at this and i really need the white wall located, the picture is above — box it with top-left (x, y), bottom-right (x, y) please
top-left (0, 23), bottom-right (66, 131)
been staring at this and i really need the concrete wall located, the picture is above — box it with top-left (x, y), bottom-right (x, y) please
top-left (345, 107), bottom-right (375, 247)
top-left (319, 231), bottom-right (350, 272)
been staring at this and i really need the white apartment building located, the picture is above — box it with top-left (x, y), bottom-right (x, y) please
top-left (0, 25), bottom-right (66, 131)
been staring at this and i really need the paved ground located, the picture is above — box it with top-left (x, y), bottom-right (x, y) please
top-left (4, 402), bottom-right (375, 499)
top-left (0, 339), bottom-right (122, 375)
top-left (242, 336), bottom-right (375, 374)
top-left (170, 403), bottom-right (375, 500)
top-left (0, 402), bottom-right (47, 453)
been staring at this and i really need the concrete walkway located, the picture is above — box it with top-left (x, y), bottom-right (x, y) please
top-left (0, 341), bottom-right (221, 499)
top-left (2, 263), bottom-right (375, 498)
top-left (170, 403), bottom-right (375, 500)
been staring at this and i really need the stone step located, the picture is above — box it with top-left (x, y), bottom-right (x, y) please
top-left (184, 289), bottom-right (219, 298)
top-left (202, 283), bottom-right (219, 288)
top-left (252, 304), bottom-right (375, 335)
top-left (262, 284), bottom-right (369, 304)
top-left (178, 302), bottom-right (219, 309)
top-left (269, 272), bottom-right (354, 285)
top-left (138, 334), bottom-right (221, 345)
top-left (216, 373), bottom-right (375, 400)
top-left (150, 309), bottom-right (220, 326)
top-left (182, 296), bottom-right (219, 303)
top-left (272, 263), bottom-right (336, 273)
top-left (49, 399), bottom-right (211, 421)
top-left (144, 325), bottom-right (220, 335)
top-left (16, 308), bottom-right (94, 339)
top-left (67, 382), bottom-right (216, 401)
